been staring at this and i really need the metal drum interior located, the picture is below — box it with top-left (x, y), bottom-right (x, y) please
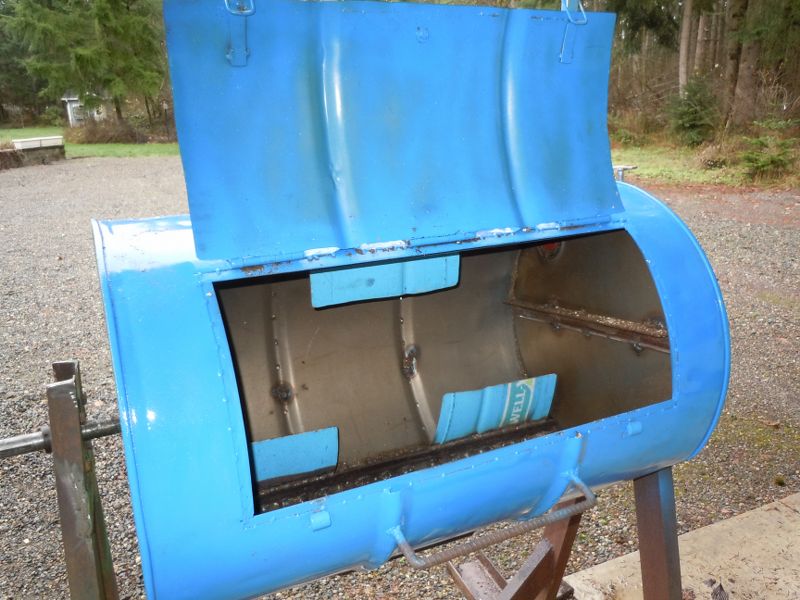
top-left (218, 230), bottom-right (672, 513)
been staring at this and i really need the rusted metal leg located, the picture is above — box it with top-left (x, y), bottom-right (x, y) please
top-left (634, 467), bottom-right (682, 600)
top-left (447, 551), bottom-right (508, 600)
top-left (448, 542), bottom-right (556, 600)
top-left (499, 539), bottom-right (554, 600)
top-left (447, 497), bottom-right (583, 600)
top-left (47, 360), bottom-right (119, 600)
top-left (541, 497), bottom-right (583, 600)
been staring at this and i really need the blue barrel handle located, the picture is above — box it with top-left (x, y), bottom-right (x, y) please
top-left (389, 473), bottom-right (596, 569)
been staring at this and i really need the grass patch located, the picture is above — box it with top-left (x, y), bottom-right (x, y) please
top-left (611, 145), bottom-right (744, 185)
top-left (65, 143), bottom-right (179, 158)
top-left (0, 126), bottom-right (63, 143)
top-left (757, 291), bottom-right (800, 313)
top-left (1, 126), bottom-right (178, 158)
top-left (4, 127), bottom-right (795, 179)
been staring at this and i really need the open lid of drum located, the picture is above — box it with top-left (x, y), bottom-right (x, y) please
top-left (164, 0), bottom-right (620, 262)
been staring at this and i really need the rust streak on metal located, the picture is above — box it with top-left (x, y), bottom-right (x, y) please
top-left (509, 300), bottom-right (670, 353)
top-left (233, 221), bottom-right (618, 278)
top-left (241, 264), bottom-right (265, 274)
top-left (257, 419), bottom-right (557, 512)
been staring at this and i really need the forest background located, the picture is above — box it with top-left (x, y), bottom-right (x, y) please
top-left (1, 0), bottom-right (798, 181)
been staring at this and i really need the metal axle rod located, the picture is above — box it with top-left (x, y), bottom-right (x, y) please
top-left (0, 418), bottom-right (120, 459)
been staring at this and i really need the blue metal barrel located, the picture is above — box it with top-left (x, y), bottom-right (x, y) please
top-left (93, 2), bottom-right (729, 598)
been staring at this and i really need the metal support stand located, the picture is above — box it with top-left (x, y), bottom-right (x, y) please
top-left (613, 164), bottom-right (638, 182)
top-left (634, 467), bottom-right (682, 600)
top-left (47, 360), bottom-right (119, 600)
top-left (446, 497), bottom-right (584, 600)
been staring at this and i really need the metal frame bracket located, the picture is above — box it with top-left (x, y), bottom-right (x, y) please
top-left (47, 360), bottom-right (119, 600)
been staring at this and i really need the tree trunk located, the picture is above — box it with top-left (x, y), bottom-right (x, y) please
top-left (688, 11), bottom-right (700, 75)
top-left (144, 96), bottom-right (153, 127)
top-left (712, 6), bottom-right (724, 72)
top-left (777, 0), bottom-right (800, 113)
top-left (722, 0), bottom-right (749, 120)
top-left (728, 38), bottom-right (761, 129)
top-left (679, 0), bottom-right (695, 93)
top-left (694, 12), bottom-right (712, 76)
top-left (641, 31), bottom-right (650, 94)
top-left (113, 97), bottom-right (123, 121)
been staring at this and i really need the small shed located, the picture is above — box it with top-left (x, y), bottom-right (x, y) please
top-left (61, 95), bottom-right (108, 127)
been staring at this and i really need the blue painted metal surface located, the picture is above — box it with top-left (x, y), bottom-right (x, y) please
top-left (251, 427), bottom-right (338, 481)
top-left (434, 374), bottom-right (557, 443)
top-left (92, 2), bottom-right (729, 599)
top-left (93, 184), bottom-right (729, 600)
top-left (310, 254), bottom-right (459, 308)
top-left (164, 0), bottom-right (620, 263)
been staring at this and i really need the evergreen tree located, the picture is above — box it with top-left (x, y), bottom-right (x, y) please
top-left (0, 1), bottom-right (40, 121)
top-left (93, 0), bottom-right (166, 120)
top-left (745, 0), bottom-right (800, 111)
top-left (606, 0), bottom-right (681, 51)
top-left (6, 0), bottom-right (165, 120)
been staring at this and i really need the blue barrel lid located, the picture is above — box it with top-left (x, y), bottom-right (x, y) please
top-left (165, 0), bottom-right (620, 262)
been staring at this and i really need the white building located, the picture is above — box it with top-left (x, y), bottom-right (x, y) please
top-left (61, 94), bottom-right (109, 127)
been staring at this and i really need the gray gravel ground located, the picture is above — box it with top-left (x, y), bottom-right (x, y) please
top-left (1, 158), bottom-right (798, 600)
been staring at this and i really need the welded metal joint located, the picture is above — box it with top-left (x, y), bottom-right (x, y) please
top-left (402, 344), bottom-right (419, 379)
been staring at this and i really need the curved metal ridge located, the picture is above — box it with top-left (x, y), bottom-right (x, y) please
top-left (498, 11), bottom-right (525, 227)
top-left (319, 10), bottom-right (358, 250)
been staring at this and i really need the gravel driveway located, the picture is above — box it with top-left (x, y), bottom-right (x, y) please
top-left (1, 158), bottom-right (798, 599)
